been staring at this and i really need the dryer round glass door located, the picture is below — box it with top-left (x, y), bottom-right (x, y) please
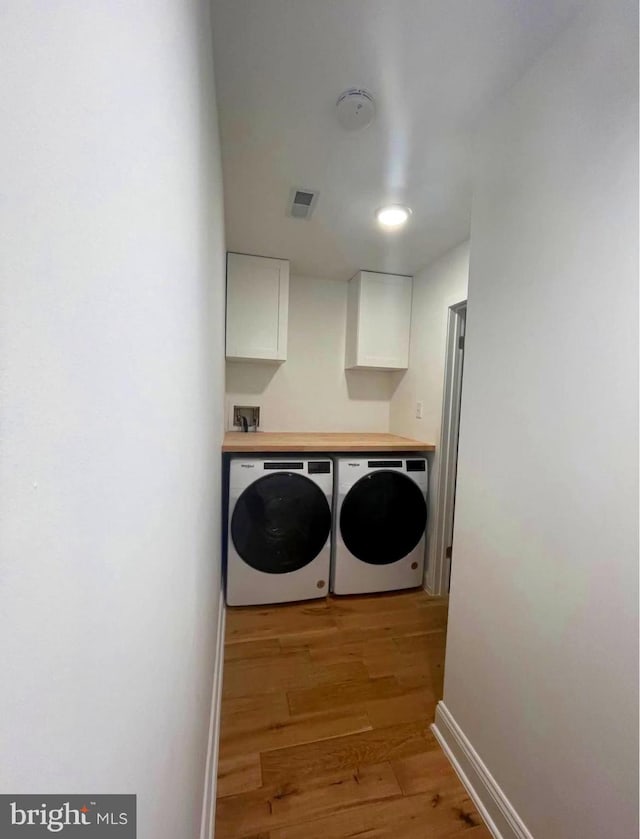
top-left (231, 473), bottom-right (331, 574)
top-left (340, 470), bottom-right (427, 565)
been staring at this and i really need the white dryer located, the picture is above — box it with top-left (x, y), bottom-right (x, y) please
top-left (226, 457), bottom-right (332, 606)
top-left (331, 456), bottom-right (428, 595)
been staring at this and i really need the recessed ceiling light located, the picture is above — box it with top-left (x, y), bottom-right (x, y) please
top-left (376, 205), bottom-right (412, 230)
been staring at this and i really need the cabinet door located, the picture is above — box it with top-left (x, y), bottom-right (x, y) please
top-left (347, 272), bottom-right (412, 369)
top-left (226, 253), bottom-right (289, 362)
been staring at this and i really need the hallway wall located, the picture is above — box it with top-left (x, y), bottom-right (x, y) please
top-left (389, 241), bottom-right (469, 591)
top-left (441, 1), bottom-right (638, 836)
top-left (389, 241), bottom-right (469, 445)
top-left (0, 3), bottom-right (226, 837)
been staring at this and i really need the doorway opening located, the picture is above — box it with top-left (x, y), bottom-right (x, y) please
top-left (427, 300), bottom-right (467, 595)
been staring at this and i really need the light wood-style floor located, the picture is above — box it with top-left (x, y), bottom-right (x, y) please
top-left (215, 590), bottom-right (491, 838)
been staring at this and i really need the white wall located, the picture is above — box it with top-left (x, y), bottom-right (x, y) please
top-left (226, 274), bottom-right (395, 431)
top-left (0, 3), bottom-right (226, 838)
top-left (389, 241), bottom-right (469, 443)
top-left (389, 241), bottom-right (469, 590)
top-left (442, 2), bottom-right (638, 837)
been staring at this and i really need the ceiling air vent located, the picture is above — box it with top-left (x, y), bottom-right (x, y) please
top-left (288, 187), bottom-right (319, 220)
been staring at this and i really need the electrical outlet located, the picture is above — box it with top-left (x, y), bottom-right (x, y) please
top-left (416, 401), bottom-right (423, 419)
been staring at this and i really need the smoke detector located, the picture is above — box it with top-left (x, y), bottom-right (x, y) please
top-left (336, 89), bottom-right (375, 130)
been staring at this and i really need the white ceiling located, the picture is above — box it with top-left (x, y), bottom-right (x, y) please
top-left (211, 0), bottom-right (582, 281)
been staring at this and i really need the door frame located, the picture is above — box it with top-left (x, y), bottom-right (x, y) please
top-left (427, 300), bottom-right (466, 595)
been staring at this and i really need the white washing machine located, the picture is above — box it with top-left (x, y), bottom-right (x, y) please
top-left (331, 456), bottom-right (428, 595)
top-left (226, 457), bottom-right (332, 606)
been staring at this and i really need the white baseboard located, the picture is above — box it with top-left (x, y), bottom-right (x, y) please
top-left (200, 590), bottom-right (226, 839)
top-left (431, 702), bottom-right (533, 839)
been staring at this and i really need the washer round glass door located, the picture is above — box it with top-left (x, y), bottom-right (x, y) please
top-left (340, 470), bottom-right (427, 565)
top-left (231, 473), bottom-right (331, 574)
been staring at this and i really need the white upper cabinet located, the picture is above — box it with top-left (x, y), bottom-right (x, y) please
top-left (345, 271), bottom-right (412, 370)
top-left (225, 253), bottom-right (289, 362)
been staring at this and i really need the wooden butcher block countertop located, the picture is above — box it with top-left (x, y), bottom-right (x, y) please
top-left (222, 432), bottom-right (435, 453)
